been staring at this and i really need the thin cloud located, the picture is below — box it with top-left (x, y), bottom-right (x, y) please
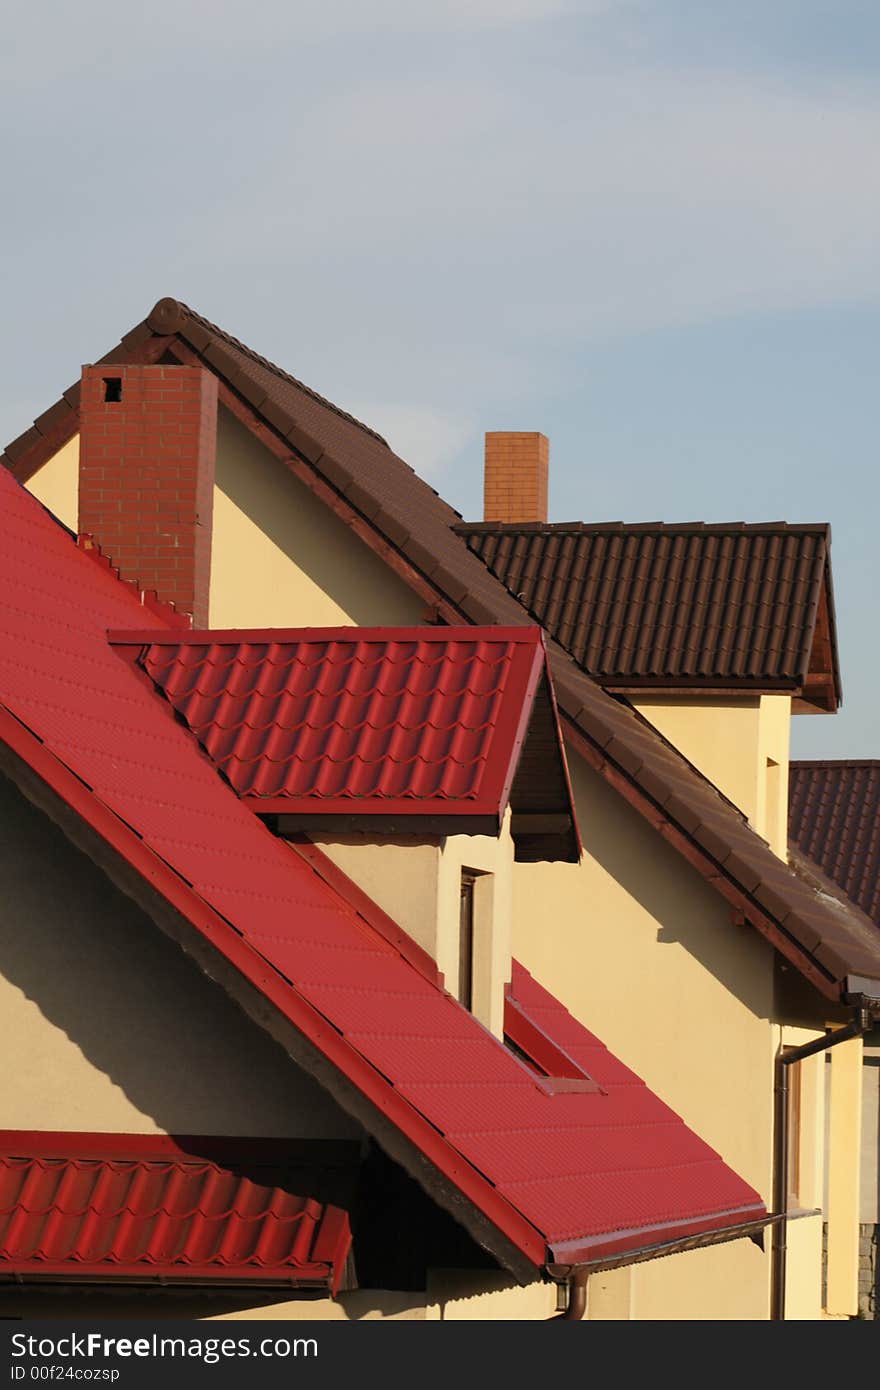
top-left (1, 0), bottom-right (624, 85)
top-left (345, 401), bottom-right (477, 481)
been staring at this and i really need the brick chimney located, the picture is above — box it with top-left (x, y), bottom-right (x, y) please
top-left (483, 432), bottom-right (549, 524)
top-left (78, 364), bottom-right (218, 627)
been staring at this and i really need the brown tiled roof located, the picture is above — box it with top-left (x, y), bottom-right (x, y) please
top-left (789, 762), bottom-right (880, 927)
top-left (4, 297), bottom-right (878, 1007)
top-left (454, 522), bottom-right (841, 709)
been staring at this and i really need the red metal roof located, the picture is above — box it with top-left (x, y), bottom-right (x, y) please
top-left (0, 1133), bottom-right (352, 1289)
top-left (111, 626), bottom-right (559, 820)
top-left (0, 467), bottom-right (767, 1272)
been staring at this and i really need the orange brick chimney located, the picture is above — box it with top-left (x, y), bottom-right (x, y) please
top-left (483, 432), bottom-right (549, 524)
top-left (78, 364), bottom-right (218, 627)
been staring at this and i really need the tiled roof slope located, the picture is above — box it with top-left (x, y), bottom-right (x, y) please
top-left (455, 522), bottom-right (839, 703)
top-left (0, 466), bottom-right (766, 1273)
top-left (3, 297), bottom-right (878, 1004)
top-left (790, 762), bottom-right (880, 927)
top-left (0, 1134), bottom-right (352, 1289)
top-left (112, 626), bottom-right (578, 859)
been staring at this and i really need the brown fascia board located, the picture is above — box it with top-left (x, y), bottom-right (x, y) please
top-left (454, 520), bottom-right (832, 536)
top-left (818, 555), bottom-right (843, 710)
top-left (3, 297), bottom-right (870, 1003)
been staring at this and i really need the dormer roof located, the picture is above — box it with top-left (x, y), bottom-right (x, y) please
top-left (111, 625), bottom-right (580, 862)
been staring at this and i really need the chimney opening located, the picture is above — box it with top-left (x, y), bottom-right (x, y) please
top-left (103, 377), bottom-right (123, 403)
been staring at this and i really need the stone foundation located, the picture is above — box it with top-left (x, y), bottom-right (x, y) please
top-left (859, 1224), bottom-right (877, 1319)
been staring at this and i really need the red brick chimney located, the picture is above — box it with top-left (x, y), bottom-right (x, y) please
top-left (78, 364), bottom-right (218, 627)
top-left (484, 432), bottom-right (549, 524)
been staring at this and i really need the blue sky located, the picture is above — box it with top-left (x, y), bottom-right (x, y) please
top-left (3, 1), bottom-right (877, 757)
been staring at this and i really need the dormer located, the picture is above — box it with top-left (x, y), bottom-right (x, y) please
top-left (459, 510), bottom-right (842, 859)
top-left (112, 625), bottom-right (580, 1040)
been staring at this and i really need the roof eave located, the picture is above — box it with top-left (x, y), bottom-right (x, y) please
top-left (547, 1209), bottom-right (785, 1279)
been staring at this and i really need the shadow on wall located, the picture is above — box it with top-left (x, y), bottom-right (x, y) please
top-left (0, 1287), bottom-right (427, 1320)
top-left (569, 753), bottom-right (775, 1024)
top-left (0, 772), bottom-right (359, 1142)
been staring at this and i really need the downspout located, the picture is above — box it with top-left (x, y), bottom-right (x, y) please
top-left (550, 1270), bottom-right (589, 1320)
top-left (771, 1008), bottom-right (871, 1321)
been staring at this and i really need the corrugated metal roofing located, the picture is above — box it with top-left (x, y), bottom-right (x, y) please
top-left (114, 627), bottom-right (547, 813)
top-left (2, 297), bottom-right (877, 998)
top-left (0, 465), bottom-right (767, 1270)
top-left (455, 522), bottom-right (837, 697)
top-left (789, 762), bottom-right (880, 927)
top-left (0, 1134), bottom-right (352, 1288)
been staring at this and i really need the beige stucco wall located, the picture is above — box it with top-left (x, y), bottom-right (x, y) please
top-left (780, 1026), bottom-right (827, 1320)
top-left (311, 811), bottom-right (514, 1038)
top-left (625, 1239), bottom-right (769, 1320)
top-left (826, 1034), bottom-right (864, 1315)
top-left (756, 695), bottom-right (792, 857)
top-left (631, 694), bottom-right (791, 856)
top-left (862, 1045), bottom-right (879, 1224)
top-left (210, 409), bottom-right (424, 629)
top-left (0, 774), bottom-right (359, 1140)
top-left (25, 434), bottom-right (79, 528)
top-left (510, 750), bottom-right (777, 1320)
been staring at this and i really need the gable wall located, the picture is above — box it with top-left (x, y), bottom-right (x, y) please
top-left (210, 410), bottom-right (424, 628)
top-left (26, 435), bottom-right (78, 529)
top-left (0, 773), bottom-right (359, 1140)
top-left (631, 693), bottom-right (791, 857)
top-left (23, 411), bottom-right (424, 630)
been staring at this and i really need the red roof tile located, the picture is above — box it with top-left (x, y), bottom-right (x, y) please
top-left (0, 1134), bottom-right (352, 1289)
top-left (0, 423), bottom-right (766, 1272)
top-left (789, 762), bottom-right (880, 927)
top-left (111, 626), bottom-right (578, 860)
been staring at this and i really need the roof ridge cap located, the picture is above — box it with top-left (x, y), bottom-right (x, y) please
top-left (455, 520), bottom-right (831, 534)
top-left (791, 758), bottom-right (880, 768)
top-left (146, 297), bottom-right (390, 448)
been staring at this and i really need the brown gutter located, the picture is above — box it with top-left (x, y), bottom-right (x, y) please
top-left (548, 1213), bottom-right (783, 1320)
top-left (551, 1270), bottom-right (589, 1321)
top-left (771, 1009), bottom-right (872, 1320)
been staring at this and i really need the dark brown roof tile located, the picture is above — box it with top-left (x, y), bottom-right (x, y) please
top-left (457, 522), bottom-right (839, 704)
top-left (33, 400), bottom-right (72, 438)
top-left (789, 762), bottom-right (880, 926)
